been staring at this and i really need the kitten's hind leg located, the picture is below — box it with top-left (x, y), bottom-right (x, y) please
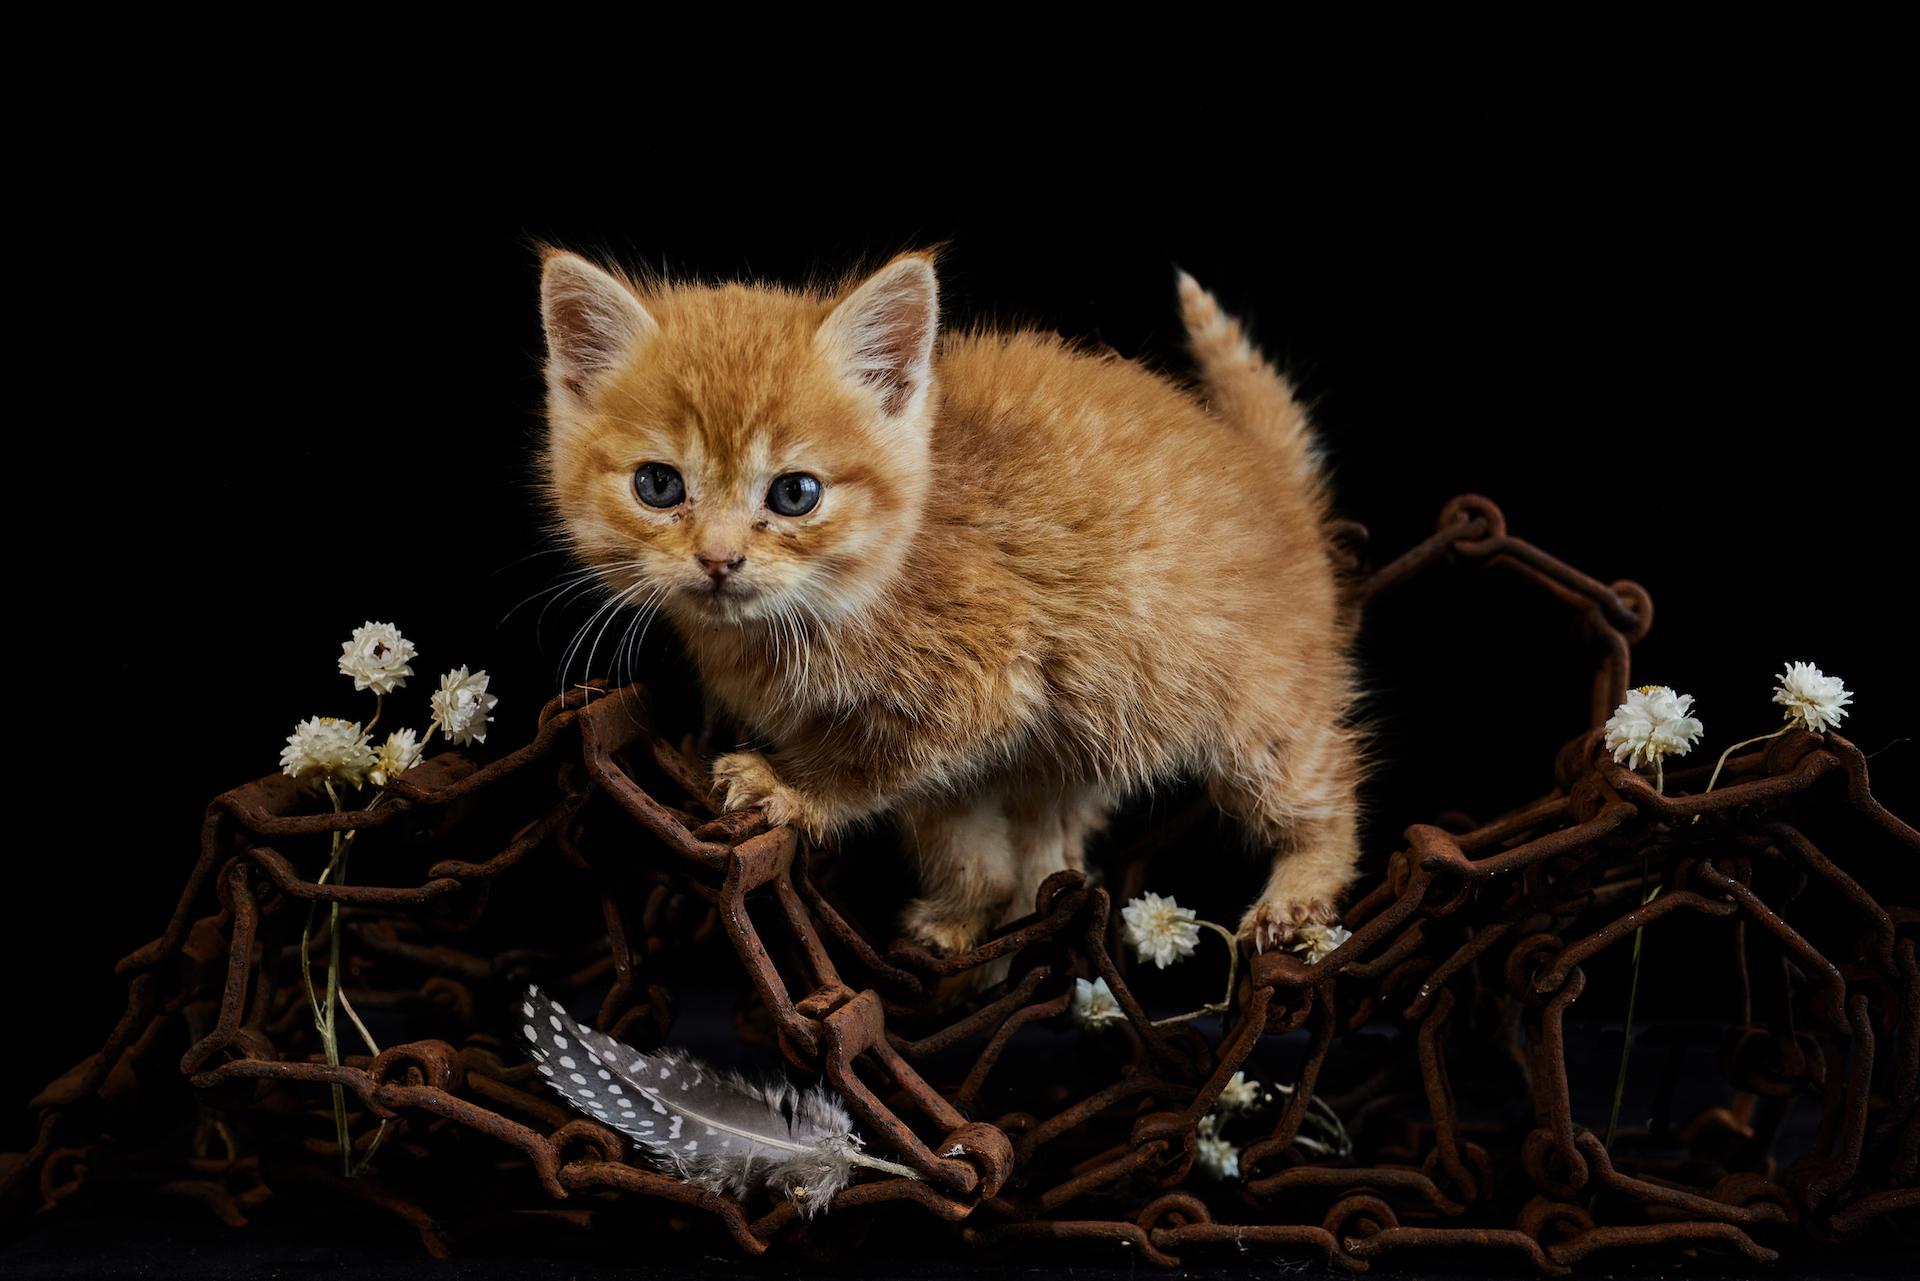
top-left (1207, 721), bottom-right (1363, 953)
top-left (936, 783), bottom-right (1109, 996)
top-left (897, 790), bottom-right (1017, 957)
top-left (1000, 783), bottom-right (1108, 928)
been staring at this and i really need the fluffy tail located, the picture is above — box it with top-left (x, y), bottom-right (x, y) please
top-left (1177, 268), bottom-right (1364, 635)
top-left (1175, 269), bottom-right (1328, 493)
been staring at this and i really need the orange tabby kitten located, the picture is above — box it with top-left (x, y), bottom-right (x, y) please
top-left (535, 245), bottom-right (1363, 953)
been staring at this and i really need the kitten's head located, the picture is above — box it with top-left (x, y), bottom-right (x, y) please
top-left (535, 246), bottom-right (940, 630)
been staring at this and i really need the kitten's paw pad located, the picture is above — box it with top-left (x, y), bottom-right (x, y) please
top-left (901, 900), bottom-right (989, 958)
top-left (1239, 896), bottom-right (1342, 955)
top-left (710, 752), bottom-right (811, 833)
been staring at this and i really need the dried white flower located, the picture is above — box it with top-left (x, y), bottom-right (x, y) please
top-left (338, 621), bottom-right (418, 696)
top-left (368, 729), bottom-right (424, 787)
top-left (1772, 662), bottom-right (1852, 733)
top-left (1217, 1071), bottom-right (1262, 1113)
top-left (1070, 977), bottom-right (1125, 1029)
top-left (279, 716), bottom-right (377, 790)
top-left (1604, 685), bottom-right (1705, 770)
top-left (430, 666), bottom-right (498, 746)
top-left (1121, 892), bottom-right (1202, 969)
top-left (1291, 922), bottom-right (1353, 967)
top-left (1194, 1112), bottom-right (1241, 1179)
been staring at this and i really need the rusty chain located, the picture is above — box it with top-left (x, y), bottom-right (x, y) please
top-left (5, 494), bottom-right (1913, 1272)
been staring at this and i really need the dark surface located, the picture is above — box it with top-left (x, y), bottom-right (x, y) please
top-left (11, 74), bottom-right (1913, 1277)
top-left (5, 1020), bottom-right (1912, 1279)
top-left (8, 1215), bottom-right (1916, 1281)
top-left (10, 1214), bottom-right (1913, 1281)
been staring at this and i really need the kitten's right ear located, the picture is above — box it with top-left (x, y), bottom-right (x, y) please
top-left (539, 249), bottom-right (658, 405)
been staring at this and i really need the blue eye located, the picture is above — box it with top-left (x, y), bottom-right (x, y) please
top-left (768, 472), bottom-right (821, 516)
top-left (634, 463), bottom-right (684, 508)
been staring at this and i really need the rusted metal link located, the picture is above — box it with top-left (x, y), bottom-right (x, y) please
top-left (8, 497), bottom-right (1914, 1274)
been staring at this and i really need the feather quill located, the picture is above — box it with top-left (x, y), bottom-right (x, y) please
top-left (516, 984), bottom-right (919, 1216)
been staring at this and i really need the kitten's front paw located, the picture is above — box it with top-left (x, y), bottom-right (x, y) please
top-left (710, 752), bottom-right (821, 837)
top-left (1239, 895), bottom-right (1343, 956)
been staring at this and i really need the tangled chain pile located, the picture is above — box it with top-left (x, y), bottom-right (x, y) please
top-left (5, 495), bottom-right (1913, 1273)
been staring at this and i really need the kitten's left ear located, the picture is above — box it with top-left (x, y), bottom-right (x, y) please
top-left (540, 249), bottom-right (659, 407)
top-left (816, 254), bottom-right (939, 420)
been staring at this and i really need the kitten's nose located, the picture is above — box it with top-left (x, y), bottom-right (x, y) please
top-left (696, 551), bottom-right (745, 581)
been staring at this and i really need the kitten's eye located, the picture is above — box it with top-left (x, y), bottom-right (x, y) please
top-left (767, 472), bottom-right (822, 517)
top-left (633, 463), bottom-right (685, 509)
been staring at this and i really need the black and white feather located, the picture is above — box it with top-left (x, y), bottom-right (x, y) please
top-left (516, 984), bottom-right (917, 1216)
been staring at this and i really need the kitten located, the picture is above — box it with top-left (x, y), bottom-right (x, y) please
top-left (535, 244), bottom-right (1364, 954)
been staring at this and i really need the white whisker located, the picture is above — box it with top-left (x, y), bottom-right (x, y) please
top-left (487, 543), bottom-right (577, 577)
top-left (615, 584), bottom-right (670, 692)
top-left (578, 578), bottom-right (654, 691)
top-left (499, 564), bottom-right (619, 630)
top-left (558, 579), bottom-right (643, 694)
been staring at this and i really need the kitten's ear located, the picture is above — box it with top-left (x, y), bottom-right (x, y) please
top-left (539, 250), bottom-right (658, 405)
top-left (815, 254), bottom-right (939, 420)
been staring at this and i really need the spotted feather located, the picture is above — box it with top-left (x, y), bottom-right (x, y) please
top-left (516, 984), bottom-right (917, 1215)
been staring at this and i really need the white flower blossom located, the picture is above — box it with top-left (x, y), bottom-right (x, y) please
top-left (369, 729), bottom-right (424, 787)
top-left (1604, 685), bottom-right (1705, 770)
top-left (1070, 977), bottom-right (1125, 1029)
top-left (338, 621), bottom-right (418, 696)
top-left (280, 716), bottom-right (377, 790)
top-left (1291, 922), bottom-right (1353, 967)
top-left (1121, 892), bottom-right (1202, 969)
top-left (1194, 1112), bottom-right (1241, 1179)
top-left (1772, 662), bottom-right (1852, 733)
top-left (1217, 1071), bottom-right (1262, 1113)
top-left (430, 666), bottom-right (498, 746)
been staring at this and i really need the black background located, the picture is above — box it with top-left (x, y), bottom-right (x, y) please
top-left (8, 101), bottom-right (1913, 1272)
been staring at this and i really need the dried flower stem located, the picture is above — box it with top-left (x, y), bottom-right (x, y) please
top-left (336, 985), bottom-right (379, 1059)
top-left (323, 842), bottom-right (351, 1170)
top-left (1252, 1078), bottom-right (1352, 1155)
top-left (1691, 725), bottom-right (1796, 826)
top-left (1152, 921), bottom-right (1240, 1027)
top-left (1283, 1095), bottom-right (1353, 1159)
top-left (1605, 866), bottom-right (1662, 1149)
top-left (299, 782), bottom-right (353, 1174)
top-left (298, 781), bottom-right (394, 1176)
top-left (1607, 760), bottom-right (1667, 1153)
top-left (1306, 1094), bottom-right (1351, 1154)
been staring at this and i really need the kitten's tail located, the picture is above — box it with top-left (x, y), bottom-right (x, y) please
top-left (1174, 269), bottom-right (1328, 494)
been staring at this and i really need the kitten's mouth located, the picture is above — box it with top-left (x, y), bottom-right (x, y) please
top-left (687, 577), bottom-right (757, 614)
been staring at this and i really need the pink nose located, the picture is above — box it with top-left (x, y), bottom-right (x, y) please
top-left (697, 552), bottom-right (744, 580)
